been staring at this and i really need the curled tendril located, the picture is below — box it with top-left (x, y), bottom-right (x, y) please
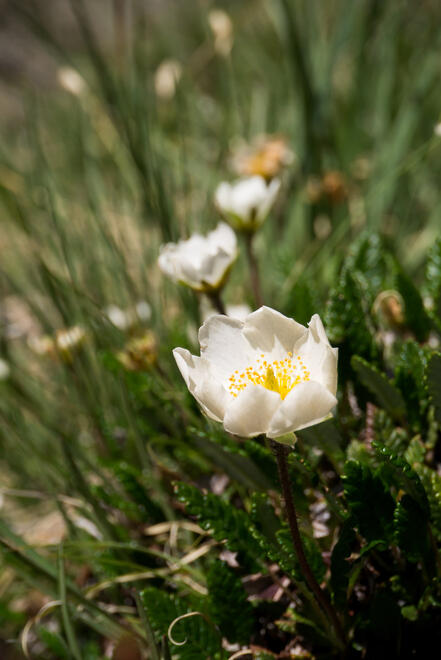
top-left (21, 600), bottom-right (62, 659)
top-left (227, 650), bottom-right (254, 659)
top-left (167, 611), bottom-right (206, 646)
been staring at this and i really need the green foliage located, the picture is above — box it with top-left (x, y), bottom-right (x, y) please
top-left (373, 439), bottom-right (430, 514)
top-left (330, 519), bottom-right (357, 608)
top-left (426, 353), bottom-right (441, 426)
top-left (394, 495), bottom-right (430, 563)
top-left (426, 238), bottom-right (441, 320)
top-left (175, 482), bottom-right (260, 567)
top-left (325, 268), bottom-right (378, 367)
top-left (207, 560), bottom-right (253, 644)
top-left (395, 265), bottom-right (432, 342)
top-left (351, 356), bottom-right (406, 422)
top-left (394, 341), bottom-right (430, 429)
top-left (343, 461), bottom-right (395, 542)
top-left (139, 588), bottom-right (221, 660)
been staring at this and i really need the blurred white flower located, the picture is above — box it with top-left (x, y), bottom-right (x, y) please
top-left (154, 59), bottom-right (182, 100)
top-left (105, 305), bottom-right (129, 330)
top-left (105, 300), bottom-right (151, 331)
top-left (136, 301), bottom-right (152, 322)
top-left (434, 123), bottom-right (441, 137)
top-left (57, 67), bottom-right (86, 96)
top-left (215, 176), bottom-right (280, 232)
top-left (158, 222), bottom-right (238, 292)
top-left (173, 306), bottom-right (337, 439)
top-left (208, 8), bottom-right (233, 56)
top-left (0, 358), bottom-right (10, 381)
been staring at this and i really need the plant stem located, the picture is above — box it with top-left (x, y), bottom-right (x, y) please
top-left (244, 232), bottom-right (263, 307)
top-left (271, 440), bottom-right (346, 649)
top-left (207, 290), bottom-right (226, 315)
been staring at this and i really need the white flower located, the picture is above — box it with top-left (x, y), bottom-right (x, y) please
top-left (215, 176), bottom-right (280, 231)
top-left (158, 222), bottom-right (238, 292)
top-left (173, 306), bottom-right (338, 439)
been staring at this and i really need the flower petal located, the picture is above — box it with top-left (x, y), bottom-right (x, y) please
top-left (207, 222), bottom-right (237, 256)
top-left (242, 306), bottom-right (307, 358)
top-left (293, 314), bottom-right (338, 395)
top-left (173, 347), bottom-right (228, 421)
top-left (198, 315), bottom-right (255, 384)
top-left (267, 381), bottom-right (337, 438)
top-left (223, 385), bottom-right (281, 437)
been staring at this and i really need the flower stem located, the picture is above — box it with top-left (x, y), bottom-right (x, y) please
top-left (271, 440), bottom-right (346, 649)
top-left (244, 232), bottom-right (264, 307)
top-left (206, 290), bottom-right (226, 315)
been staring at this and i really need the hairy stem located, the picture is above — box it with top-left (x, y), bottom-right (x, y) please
top-left (244, 232), bottom-right (263, 307)
top-left (271, 440), bottom-right (346, 649)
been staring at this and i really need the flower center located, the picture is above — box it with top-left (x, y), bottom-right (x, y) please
top-left (228, 352), bottom-right (310, 399)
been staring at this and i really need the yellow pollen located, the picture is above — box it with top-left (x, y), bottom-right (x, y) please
top-left (228, 353), bottom-right (310, 399)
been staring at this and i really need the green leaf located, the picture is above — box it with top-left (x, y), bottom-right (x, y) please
top-left (426, 237), bottom-right (441, 319)
top-left (58, 544), bottom-right (82, 660)
top-left (297, 419), bottom-right (346, 471)
top-left (395, 265), bottom-right (431, 342)
top-left (330, 519), bottom-right (357, 608)
top-left (207, 560), bottom-right (253, 644)
top-left (426, 353), bottom-right (441, 426)
top-left (351, 356), bottom-right (406, 421)
top-left (373, 440), bottom-right (430, 515)
top-left (139, 587), bottom-right (220, 660)
top-left (37, 626), bottom-right (71, 659)
top-left (415, 464), bottom-right (441, 538)
top-left (175, 483), bottom-right (261, 568)
top-left (326, 268), bottom-right (378, 365)
top-left (394, 495), bottom-right (430, 562)
top-left (394, 341), bottom-right (430, 429)
top-left (276, 527), bottom-right (326, 584)
top-left (343, 461), bottom-right (395, 542)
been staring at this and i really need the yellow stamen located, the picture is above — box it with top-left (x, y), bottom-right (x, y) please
top-left (228, 353), bottom-right (310, 399)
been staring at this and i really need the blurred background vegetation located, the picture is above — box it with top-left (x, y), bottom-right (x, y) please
top-left (1, 1), bottom-right (441, 658)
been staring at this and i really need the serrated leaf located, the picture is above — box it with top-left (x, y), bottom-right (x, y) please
top-left (426, 237), bottom-right (441, 319)
top-left (276, 527), bottom-right (326, 584)
top-left (330, 519), bottom-right (357, 608)
top-left (343, 461), bottom-right (395, 542)
top-left (175, 482), bottom-right (261, 568)
top-left (394, 495), bottom-right (430, 562)
top-left (373, 440), bottom-right (429, 514)
top-left (426, 353), bottom-right (441, 426)
top-left (139, 587), bottom-right (220, 660)
top-left (394, 341), bottom-right (430, 429)
top-left (297, 419), bottom-right (346, 471)
top-left (207, 560), bottom-right (253, 644)
top-left (351, 356), bottom-right (406, 421)
top-left (395, 266), bottom-right (431, 342)
top-left (325, 268), bottom-right (378, 365)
